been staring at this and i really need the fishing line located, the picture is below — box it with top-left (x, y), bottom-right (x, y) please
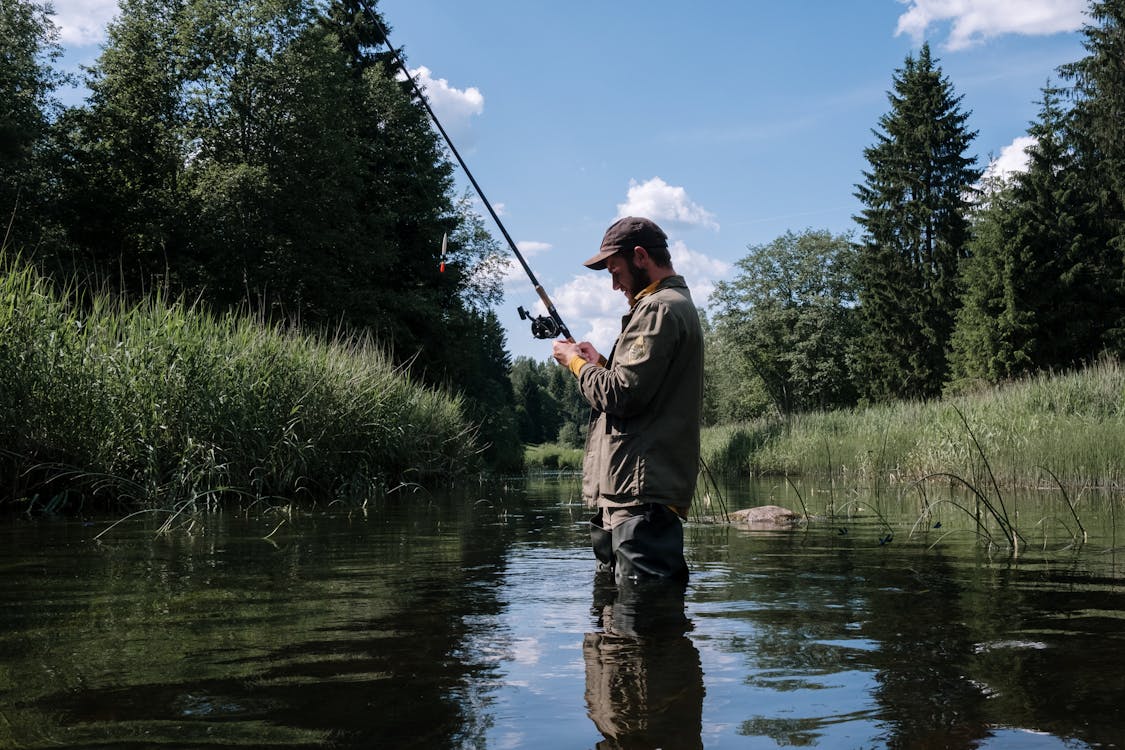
top-left (360, 3), bottom-right (573, 342)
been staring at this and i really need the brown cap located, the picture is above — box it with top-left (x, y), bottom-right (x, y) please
top-left (583, 216), bottom-right (668, 270)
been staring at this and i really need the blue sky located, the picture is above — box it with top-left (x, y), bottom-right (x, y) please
top-left (51, 0), bottom-right (1090, 361)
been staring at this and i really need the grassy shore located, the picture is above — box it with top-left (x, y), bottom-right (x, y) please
top-left (523, 358), bottom-right (1123, 491)
top-left (702, 356), bottom-right (1125, 490)
top-left (524, 443), bottom-right (584, 471)
top-left (0, 257), bottom-right (481, 512)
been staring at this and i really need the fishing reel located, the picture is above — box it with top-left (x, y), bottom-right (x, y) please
top-left (518, 306), bottom-right (562, 339)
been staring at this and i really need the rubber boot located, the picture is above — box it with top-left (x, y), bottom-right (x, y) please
top-left (612, 504), bottom-right (688, 583)
top-left (590, 511), bottom-right (615, 573)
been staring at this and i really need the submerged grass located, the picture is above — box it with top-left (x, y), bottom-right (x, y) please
top-left (0, 255), bottom-right (480, 511)
top-left (702, 356), bottom-right (1125, 491)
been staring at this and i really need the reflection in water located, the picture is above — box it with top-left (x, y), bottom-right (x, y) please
top-left (583, 574), bottom-right (704, 749)
top-left (2, 479), bottom-right (1124, 748)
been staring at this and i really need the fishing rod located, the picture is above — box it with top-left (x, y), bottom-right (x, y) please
top-left (359, 2), bottom-right (573, 342)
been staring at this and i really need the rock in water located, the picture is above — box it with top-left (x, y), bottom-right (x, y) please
top-left (727, 505), bottom-right (801, 527)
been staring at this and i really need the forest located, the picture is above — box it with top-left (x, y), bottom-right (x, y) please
top-left (2, 0), bottom-right (1124, 503)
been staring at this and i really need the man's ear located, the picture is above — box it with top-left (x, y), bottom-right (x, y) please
top-left (632, 246), bottom-right (650, 267)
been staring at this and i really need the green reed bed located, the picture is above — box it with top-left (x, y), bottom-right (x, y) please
top-left (524, 443), bottom-right (584, 471)
top-left (0, 258), bottom-right (479, 511)
top-left (702, 357), bottom-right (1125, 490)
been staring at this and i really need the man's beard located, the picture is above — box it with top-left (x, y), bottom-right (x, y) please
top-left (622, 253), bottom-right (652, 296)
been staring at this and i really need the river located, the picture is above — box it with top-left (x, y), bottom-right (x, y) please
top-left (2, 476), bottom-right (1123, 748)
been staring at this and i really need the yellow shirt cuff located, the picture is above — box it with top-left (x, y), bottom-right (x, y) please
top-left (567, 355), bottom-right (588, 377)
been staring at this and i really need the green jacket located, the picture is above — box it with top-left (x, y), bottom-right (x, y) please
top-left (577, 275), bottom-right (703, 507)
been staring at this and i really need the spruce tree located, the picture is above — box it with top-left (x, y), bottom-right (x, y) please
top-left (1062, 0), bottom-right (1125, 256)
top-left (853, 43), bottom-right (979, 400)
top-left (1060, 0), bottom-right (1125, 354)
top-left (951, 87), bottom-right (1088, 381)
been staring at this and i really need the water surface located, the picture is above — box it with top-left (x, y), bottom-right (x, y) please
top-left (2, 478), bottom-right (1124, 748)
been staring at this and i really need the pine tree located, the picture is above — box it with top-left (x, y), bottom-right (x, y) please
top-left (951, 83), bottom-right (1125, 384)
top-left (1062, 0), bottom-right (1125, 255)
top-left (853, 43), bottom-right (979, 400)
top-left (1060, 0), bottom-right (1125, 354)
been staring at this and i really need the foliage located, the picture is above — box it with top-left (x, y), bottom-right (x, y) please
top-left (853, 43), bottom-right (980, 401)
top-left (0, 0), bottom-right (68, 246)
top-left (949, 86), bottom-right (1125, 383)
top-left (15, 0), bottom-right (521, 473)
top-left (1061, 0), bottom-right (1125, 255)
top-left (0, 254), bottom-right (480, 510)
top-left (509, 356), bottom-right (586, 446)
top-left (710, 229), bottom-right (859, 417)
top-left (701, 313), bottom-right (774, 425)
top-left (449, 309), bottom-right (523, 475)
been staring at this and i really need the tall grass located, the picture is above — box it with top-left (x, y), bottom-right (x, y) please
top-left (702, 357), bottom-right (1125, 490)
top-left (0, 255), bottom-right (480, 511)
top-left (524, 443), bottom-right (584, 471)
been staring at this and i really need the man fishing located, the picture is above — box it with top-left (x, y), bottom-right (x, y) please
top-left (552, 217), bottom-right (704, 583)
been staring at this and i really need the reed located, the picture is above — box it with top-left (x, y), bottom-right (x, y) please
top-left (0, 255), bottom-right (480, 511)
top-left (701, 356), bottom-right (1125, 490)
top-left (524, 443), bottom-right (584, 471)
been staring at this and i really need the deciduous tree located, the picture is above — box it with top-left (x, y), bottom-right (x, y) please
top-left (711, 229), bottom-right (859, 416)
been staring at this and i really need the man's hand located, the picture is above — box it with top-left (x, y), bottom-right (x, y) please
top-left (552, 340), bottom-right (583, 367)
top-left (553, 340), bottom-right (603, 371)
top-left (576, 341), bottom-right (602, 363)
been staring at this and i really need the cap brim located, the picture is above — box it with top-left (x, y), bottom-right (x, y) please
top-left (583, 249), bottom-right (616, 271)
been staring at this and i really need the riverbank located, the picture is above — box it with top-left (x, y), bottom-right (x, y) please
top-left (702, 356), bottom-right (1124, 490)
top-left (523, 358), bottom-right (1124, 492)
top-left (0, 257), bottom-right (481, 513)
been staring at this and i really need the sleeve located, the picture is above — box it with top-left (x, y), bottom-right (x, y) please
top-left (576, 299), bottom-right (679, 417)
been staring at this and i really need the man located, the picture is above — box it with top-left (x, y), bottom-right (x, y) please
top-left (552, 216), bottom-right (704, 582)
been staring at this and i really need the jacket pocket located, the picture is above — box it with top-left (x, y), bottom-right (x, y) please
top-left (603, 432), bottom-right (645, 499)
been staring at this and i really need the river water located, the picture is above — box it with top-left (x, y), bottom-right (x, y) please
top-left (2, 476), bottom-right (1124, 749)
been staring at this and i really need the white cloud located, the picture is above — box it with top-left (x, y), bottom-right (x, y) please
top-left (401, 66), bottom-right (484, 131)
top-left (499, 242), bottom-right (551, 287)
top-left (535, 240), bottom-right (729, 354)
top-left (982, 135), bottom-right (1035, 182)
top-left (669, 240), bottom-right (731, 306)
top-left (896, 0), bottom-right (1087, 51)
top-left (542, 274), bottom-right (627, 354)
top-left (52, 0), bottom-right (117, 46)
top-left (517, 241), bottom-right (552, 256)
top-left (616, 177), bottom-right (719, 231)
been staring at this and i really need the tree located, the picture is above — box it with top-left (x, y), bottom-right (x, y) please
top-left (455, 310), bottom-right (522, 474)
top-left (510, 357), bottom-right (562, 444)
top-left (711, 229), bottom-right (859, 416)
top-left (701, 313), bottom-right (773, 424)
top-left (854, 43), bottom-right (980, 401)
top-left (1061, 0), bottom-right (1125, 256)
top-left (37, 0), bottom-right (522, 471)
top-left (51, 0), bottom-right (186, 291)
top-left (950, 85), bottom-right (1124, 383)
top-left (0, 0), bottom-right (67, 246)
top-left (544, 359), bottom-right (586, 445)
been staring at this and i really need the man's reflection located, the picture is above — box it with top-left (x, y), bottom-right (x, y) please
top-left (583, 574), bottom-right (704, 749)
